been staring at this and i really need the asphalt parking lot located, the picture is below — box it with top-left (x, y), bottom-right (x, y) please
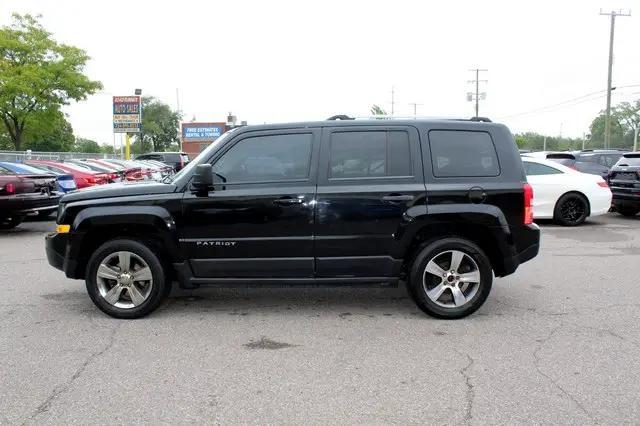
top-left (1, 215), bottom-right (639, 425)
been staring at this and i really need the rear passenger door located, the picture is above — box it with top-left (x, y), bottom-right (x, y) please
top-left (314, 126), bottom-right (425, 278)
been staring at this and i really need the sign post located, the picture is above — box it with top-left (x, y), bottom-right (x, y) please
top-left (113, 96), bottom-right (141, 159)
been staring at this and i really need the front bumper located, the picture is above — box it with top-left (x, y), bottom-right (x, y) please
top-left (45, 231), bottom-right (80, 278)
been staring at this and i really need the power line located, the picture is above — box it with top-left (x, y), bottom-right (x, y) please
top-left (600, 9), bottom-right (631, 148)
top-left (498, 84), bottom-right (640, 120)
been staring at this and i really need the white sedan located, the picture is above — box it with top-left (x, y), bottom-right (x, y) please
top-left (522, 157), bottom-right (612, 226)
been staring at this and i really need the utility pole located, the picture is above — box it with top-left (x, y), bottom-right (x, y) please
top-left (391, 86), bottom-right (395, 116)
top-left (408, 102), bottom-right (423, 117)
top-left (467, 69), bottom-right (488, 117)
top-left (634, 126), bottom-right (639, 152)
top-left (600, 9), bottom-right (631, 149)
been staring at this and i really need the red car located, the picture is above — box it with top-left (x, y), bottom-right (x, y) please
top-left (86, 159), bottom-right (146, 181)
top-left (25, 160), bottom-right (110, 189)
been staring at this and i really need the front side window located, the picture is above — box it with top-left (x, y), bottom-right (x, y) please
top-left (524, 162), bottom-right (563, 175)
top-left (428, 130), bottom-right (500, 177)
top-left (214, 133), bottom-right (312, 183)
top-left (329, 130), bottom-right (412, 179)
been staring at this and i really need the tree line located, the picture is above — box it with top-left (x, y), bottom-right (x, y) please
top-left (0, 14), bottom-right (180, 154)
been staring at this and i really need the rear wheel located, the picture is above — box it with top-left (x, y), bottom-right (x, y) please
top-left (0, 216), bottom-right (23, 229)
top-left (554, 193), bottom-right (589, 226)
top-left (407, 238), bottom-right (493, 319)
top-left (617, 206), bottom-right (639, 217)
top-left (85, 239), bottom-right (170, 319)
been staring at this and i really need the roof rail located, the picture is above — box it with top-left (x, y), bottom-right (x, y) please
top-left (327, 115), bottom-right (493, 122)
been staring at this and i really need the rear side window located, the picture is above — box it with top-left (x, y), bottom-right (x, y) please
top-left (329, 130), bottom-right (412, 179)
top-left (428, 130), bottom-right (500, 177)
top-left (524, 162), bottom-right (563, 175)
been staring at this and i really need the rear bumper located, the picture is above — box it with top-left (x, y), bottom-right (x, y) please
top-left (0, 193), bottom-right (60, 217)
top-left (500, 223), bottom-right (540, 276)
top-left (590, 190), bottom-right (613, 217)
top-left (611, 188), bottom-right (640, 208)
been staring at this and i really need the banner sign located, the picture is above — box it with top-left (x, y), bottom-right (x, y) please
top-left (113, 96), bottom-right (141, 133)
top-left (181, 122), bottom-right (225, 142)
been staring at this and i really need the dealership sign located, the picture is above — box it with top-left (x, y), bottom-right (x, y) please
top-left (181, 122), bottom-right (225, 142)
top-left (113, 96), bottom-right (141, 133)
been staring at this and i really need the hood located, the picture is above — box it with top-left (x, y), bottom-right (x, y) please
top-left (61, 180), bottom-right (177, 203)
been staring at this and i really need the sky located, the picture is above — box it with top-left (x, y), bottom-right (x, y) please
top-left (1, 0), bottom-right (639, 147)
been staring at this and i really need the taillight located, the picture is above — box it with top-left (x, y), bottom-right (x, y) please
top-left (83, 177), bottom-right (97, 185)
top-left (4, 183), bottom-right (15, 194)
top-left (597, 181), bottom-right (609, 188)
top-left (524, 183), bottom-right (534, 225)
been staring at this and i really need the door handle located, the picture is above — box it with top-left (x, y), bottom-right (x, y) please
top-left (382, 194), bottom-right (414, 202)
top-left (273, 196), bottom-right (304, 206)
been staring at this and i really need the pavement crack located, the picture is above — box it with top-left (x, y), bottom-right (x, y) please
top-left (455, 349), bottom-right (475, 425)
top-left (532, 323), bottom-right (595, 424)
top-left (24, 323), bottom-right (121, 423)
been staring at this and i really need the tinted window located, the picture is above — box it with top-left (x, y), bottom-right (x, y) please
top-left (524, 162), bottom-right (563, 175)
top-left (599, 154), bottom-right (621, 167)
top-left (428, 130), bottom-right (500, 177)
top-left (329, 131), bottom-right (411, 179)
top-left (214, 133), bottom-right (312, 183)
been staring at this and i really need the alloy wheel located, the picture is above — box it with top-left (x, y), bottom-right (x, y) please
top-left (422, 250), bottom-right (481, 309)
top-left (560, 198), bottom-right (586, 224)
top-left (96, 251), bottom-right (153, 309)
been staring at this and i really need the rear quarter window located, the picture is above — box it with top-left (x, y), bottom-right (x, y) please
top-left (428, 130), bottom-right (500, 177)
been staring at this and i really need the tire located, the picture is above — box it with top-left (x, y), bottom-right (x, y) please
top-left (617, 206), bottom-right (639, 217)
top-left (85, 239), bottom-right (170, 319)
top-left (407, 238), bottom-right (493, 319)
top-left (553, 193), bottom-right (589, 226)
top-left (0, 216), bottom-right (23, 230)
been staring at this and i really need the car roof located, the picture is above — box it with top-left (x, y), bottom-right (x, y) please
top-left (232, 118), bottom-right (505, 132)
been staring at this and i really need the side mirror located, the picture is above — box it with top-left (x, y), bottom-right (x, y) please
top-left (192, 164), bottom-right (213, 193)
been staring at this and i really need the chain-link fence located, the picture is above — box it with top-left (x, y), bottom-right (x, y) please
top-left (0, 150), bottom-right (118, 162)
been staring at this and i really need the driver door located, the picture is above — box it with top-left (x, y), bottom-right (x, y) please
top-left (179, 129), bottom-right (320, 279)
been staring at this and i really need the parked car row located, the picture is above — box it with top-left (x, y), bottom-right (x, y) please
top-left (521, 150), bottom-right (640, 224)
top-left (0, 155), bottom-right (184, 229)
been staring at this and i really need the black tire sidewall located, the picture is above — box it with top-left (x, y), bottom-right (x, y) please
top-left (554, 193), bottom-right (588, 226)
top-left (86, 239), bottom-right (168, 319)
top-left (408, 238), bottom-right (493, 319)
top-left (618, 207), bottom-right (639, 217)
top-left (0, 216), bottom-right (23, 229)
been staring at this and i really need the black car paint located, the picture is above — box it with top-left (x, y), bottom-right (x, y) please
top-left (46, 119), bottom-right (540, 288)
top-left (608, 155), bottom-right (640, 211)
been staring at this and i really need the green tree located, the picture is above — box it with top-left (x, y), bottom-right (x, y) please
top-left (370, 104), bottom-right (387, 116)
top-left (22, 108), bottom-right (74, 151)
top-left (74, 137), bottom-right (101, 153)
top-left (134, 96), bottom-right (181, 153)
top-left (589, 113), bottom-right (626, 148)
top-left (0, 14), bottom-right (102, 150)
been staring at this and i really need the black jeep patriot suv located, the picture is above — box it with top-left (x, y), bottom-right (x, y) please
top-left (46, 118), bottom-right (540, 319)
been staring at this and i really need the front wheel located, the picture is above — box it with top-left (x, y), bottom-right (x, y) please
top-left (407, 238), bottom-right (493, 319)
top-left (85, 239), bottom-right (170, 319)
top-left (554, 193), bottom-right (589, 226)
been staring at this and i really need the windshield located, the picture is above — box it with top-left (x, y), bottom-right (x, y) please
top-left (167, 129), bottom-right (237, 185)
